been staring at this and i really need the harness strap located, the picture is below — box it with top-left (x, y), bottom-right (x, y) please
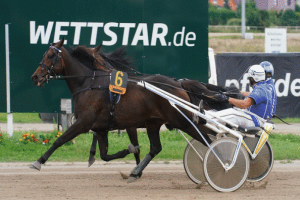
top-left (72, 70), bottom-right (108, 97)
top-left (72, 86), bottom-right (108, 97)
top-left (90, 71), bottom-right (96, 88)
top-left (107, 105), bottom-right (116, 132)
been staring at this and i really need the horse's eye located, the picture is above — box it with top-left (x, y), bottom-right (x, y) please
top-left (47, 54), bottom-right (54, 59)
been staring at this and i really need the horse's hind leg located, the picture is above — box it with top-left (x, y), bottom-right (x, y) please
top-left (88, 128), bottom-right (140, 167)
top-left (128, 120), bottom-right (162, 183)
top-left (96, 131), bottom-right (130, 161)
top-left (126, 127), bottom-right (140, 165)
top-left (88, 132), bottom-right (98, 167)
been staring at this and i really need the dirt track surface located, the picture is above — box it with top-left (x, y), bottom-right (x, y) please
top-left (1, 161), bottom-right (300, 200)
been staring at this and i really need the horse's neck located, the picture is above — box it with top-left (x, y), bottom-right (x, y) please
top-left (61, 48), bottom-right (94, 93)
top-left (93, 53), bottom-right (114, 72)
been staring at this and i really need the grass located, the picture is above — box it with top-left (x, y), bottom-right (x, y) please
top-left (269, 133), bottom-right (300, 160)
top-left (0, 130), bottom-right (299, 162)
top-left (1, 113), bottom-right (299, 124)
top-left (209, 27), bottom-right (265, 34)
top-left (209, 27), bottom-right (300, 34)
top-left (272, 117), bottom-right (300, 124)
top-left (0, 130), bottom-right (192, 162)
top-left (0, 113), bottom-right (41, 123)
top-left (209, 35), bottom-right (265, 40)
top-left (209, 34), bottom-right (300, 53)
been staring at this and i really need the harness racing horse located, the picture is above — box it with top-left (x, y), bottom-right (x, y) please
top-left (84, 45), bottom-right (143, 168)
top-left (85, 46), bottom-right (242, 169)
top-left (31, 38), bottom-right (217, 182)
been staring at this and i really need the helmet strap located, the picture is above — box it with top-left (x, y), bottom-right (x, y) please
top-left (249, 77), bottom-right (256, 88)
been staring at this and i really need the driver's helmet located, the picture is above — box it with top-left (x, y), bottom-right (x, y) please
top-left (259, 61), bottom-right (274, 78)
top-left (247, 65), bottom-right (265, 83)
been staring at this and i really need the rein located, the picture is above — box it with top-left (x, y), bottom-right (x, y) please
top-left (48, 73), bottom-right (111, 80)
top-left (272, 114), bottom-right (300, 128)
top-left (41, 45), bottom-right (215, 100)
top-left (51, 73), bottom-right (215, 100)
top-left (127, 78), bottom-right (216, 101)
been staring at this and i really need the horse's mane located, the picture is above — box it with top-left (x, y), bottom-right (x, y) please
top-left (98, 47), bottom-right (140, 75)
top-left (68, 46), bottom-right (98, 71)
top-left (69, 45), bottom-right (140, 76)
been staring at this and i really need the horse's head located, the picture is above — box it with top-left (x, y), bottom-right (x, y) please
top-left (31, 38), bottom-right (65, 87)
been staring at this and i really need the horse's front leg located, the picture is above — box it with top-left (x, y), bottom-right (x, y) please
top-left (88, 132), bottom-right (98, 167)
top-left (30, 120), bottom-right (89, 171)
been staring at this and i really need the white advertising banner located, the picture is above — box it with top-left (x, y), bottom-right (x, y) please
top-left (265, 28), bottom-right (287, 53)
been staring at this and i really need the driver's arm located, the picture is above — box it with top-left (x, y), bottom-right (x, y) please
top-left (228, 97), bottom-right (254, 109)
top-left (240, 91), bottom-right (251, 97)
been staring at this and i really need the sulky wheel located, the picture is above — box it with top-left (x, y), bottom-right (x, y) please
top-left (203, 137), bottom-right (250, 192)
top-left (243, 136), bottom-right (274, 182)
top-left (183, 135), bottom-right (216, 184)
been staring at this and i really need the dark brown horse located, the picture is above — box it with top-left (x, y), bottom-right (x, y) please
top-left (31, 38), bottom-right (219, 182)
top-left (84, 45), bottom-right (142, 168)
top-left (84, 45), bottom-right (241, 169)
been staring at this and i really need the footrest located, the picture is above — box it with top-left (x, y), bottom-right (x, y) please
top-left (237, 126), bottom-right (261, 134)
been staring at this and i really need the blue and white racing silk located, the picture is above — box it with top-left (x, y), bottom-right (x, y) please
top-left (266, 78), bottom-right (277, 116)
top-left (247, 81), bottom-right (273, 126)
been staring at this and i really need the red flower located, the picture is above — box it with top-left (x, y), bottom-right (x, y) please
top-left (44, 139), bottom-right (49, 144)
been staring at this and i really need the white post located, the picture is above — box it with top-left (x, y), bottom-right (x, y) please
top-left (241, 0), bottom-right (246, 39)
top-left (5, 24), bottom-right (13, 136)
top-left (208, 48), bottom-right (217, 85)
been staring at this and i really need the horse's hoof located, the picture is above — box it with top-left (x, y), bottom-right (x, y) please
top-left (128, 144), bottom-right (138, 154)
top-left (88, 156), bottom-right (96, 167)
top-left (30, 161), bottom-right (41, 171)
top-left (137, 172), bottom-right (143, 178)
top-left (127, 174), bottom-right (138, 183)
top-left (119, 171), bottom-right (129, 179)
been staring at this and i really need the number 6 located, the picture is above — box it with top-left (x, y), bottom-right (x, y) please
top-left (115, 71), bottom-right (123, 86)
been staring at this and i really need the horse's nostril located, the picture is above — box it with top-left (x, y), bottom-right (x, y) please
top-left (31, 74), bottom-right (37, 80)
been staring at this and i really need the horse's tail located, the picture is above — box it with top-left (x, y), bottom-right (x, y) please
top-left (201, 82), bottom-right (227, 92)
top-left (180, 80), bottom-right (217, 104)
top-left (202, 82), bottom-right (245, 99)
top-left (180, 80), bottom-right (232, 111)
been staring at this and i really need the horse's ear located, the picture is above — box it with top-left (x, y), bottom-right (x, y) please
top-left (56, 37), bottom-right (65, 48)
top-left (94, 45), bottom-right (101, 52)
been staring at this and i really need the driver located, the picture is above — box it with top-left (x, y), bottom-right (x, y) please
top-left (239, 61), bottom-right (277, 118)
top-left (259, 61), bottom-right (277, 117)
top-left (211, 65), bottom-right (275, 128)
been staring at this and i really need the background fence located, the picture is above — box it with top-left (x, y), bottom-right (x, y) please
top-left (209, 25), bottom-right (300, 33)
top-left (215, 53), bottom-right (300, 118)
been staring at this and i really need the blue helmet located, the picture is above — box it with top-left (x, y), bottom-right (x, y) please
top-left (259, 61), bottom-right (274, 78)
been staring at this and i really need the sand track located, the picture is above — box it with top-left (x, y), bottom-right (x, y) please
top-left (1, 161), bottom-right (300, 199)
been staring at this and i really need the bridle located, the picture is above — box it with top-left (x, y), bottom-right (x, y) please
top-left (39, 45), bottom-right (62, 82)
